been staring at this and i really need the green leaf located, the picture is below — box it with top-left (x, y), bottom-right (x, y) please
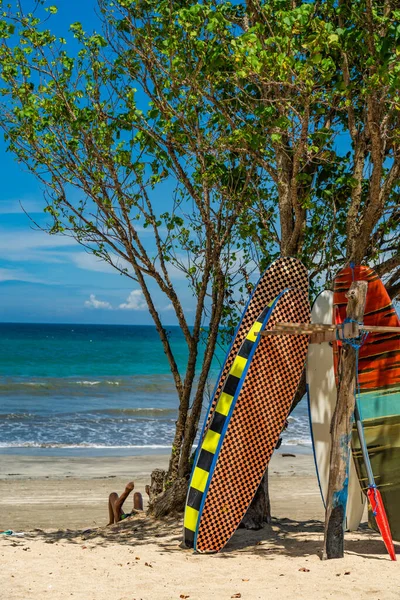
top-left (311, 53), bottom-right (322, 64)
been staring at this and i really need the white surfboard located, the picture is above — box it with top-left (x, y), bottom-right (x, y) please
top-left (307, 290), bottom-right (365, 530)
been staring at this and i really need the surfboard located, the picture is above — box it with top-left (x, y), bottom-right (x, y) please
top-left (187, 287), bottom-right (310, 553)
top-left (199, 257), bottom-right (309, 443)
top-left (183, 296), bottom-right (279, 549)
top-left (333, 265), bottom-right (400, 541)
top-left (307, 290), bottom-right (365, 530)
top-left (183, 257), bottom-right (309, 549)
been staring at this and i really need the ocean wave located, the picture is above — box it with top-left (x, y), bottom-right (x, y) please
top-left (93, 408), bottom-right (176, 417)
top-left (0, 442), bottom-right (171, 449)
top-left (0, 408), bottom-right (177, 421)
top-left (0, 414), bottom-right (177, 448)
top-left (0, 375), bottom-right (177, 394)
top-left (281, 437), bottom-right (312, 447)
top-left (280, 410), bottom-right (311, 447)
top-left (0, 413), bottom-right (34, 420)
top-left (75, 380), bottom-right (121, 386)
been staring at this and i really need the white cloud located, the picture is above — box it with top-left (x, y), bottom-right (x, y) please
top-left (119, 290), bottom-right (147, 311)
top-left (162, 303), bottom-right (174, 311)
top-left (0, 229), bottom-right (78, 256)
top-left (0, 267), bottom-right (45, 284)
top-left (84, 294), bottom-right (113, 310)
top-left (0, 198), bottom-right (44, 214)
top-left (71, 253), bottom-right (116, 274)
top-left (70, 252), bottom-right (132, 275)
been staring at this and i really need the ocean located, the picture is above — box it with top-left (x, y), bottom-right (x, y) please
top-left (0, 323), bottom-right (311, 456)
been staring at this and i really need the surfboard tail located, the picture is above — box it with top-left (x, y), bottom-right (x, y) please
top-left (367, 486), bottom-right (397, 561)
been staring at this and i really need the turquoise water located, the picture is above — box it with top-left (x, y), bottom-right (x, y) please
top-left (0, 323), bottom-right (310, 455)
top-left (0, 323), bottom-right (198, 378)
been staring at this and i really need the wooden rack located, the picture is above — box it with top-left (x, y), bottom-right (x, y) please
top-left (260, 322), bottom-right (400, 344)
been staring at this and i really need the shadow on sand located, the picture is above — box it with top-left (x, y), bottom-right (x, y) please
top-left (13, 515), bottom-right (398, 561)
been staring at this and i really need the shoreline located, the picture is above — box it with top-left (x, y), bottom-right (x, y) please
top-left (0, 442), bottom-right (313, 458)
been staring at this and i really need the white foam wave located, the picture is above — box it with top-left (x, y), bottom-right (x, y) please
top-left (0, 442), bottom-right (171, 449)
top-left (75, 380), bottom-right (121, 386)
top-left (281, 438), bottom-right (312, 447)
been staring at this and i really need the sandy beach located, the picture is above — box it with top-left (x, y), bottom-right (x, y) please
top-left (1, 451), bottom-right (399, 600)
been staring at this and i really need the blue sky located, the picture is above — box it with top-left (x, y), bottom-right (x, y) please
top-left (0, 1), bottom-right (193, 325)
top-left (0, 2), bottom-right (358, 326)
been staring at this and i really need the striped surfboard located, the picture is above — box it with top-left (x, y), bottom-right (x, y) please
top-left (183, 299), bottom-right (277, 548)
top-left (333, 265), bottom-right (400, 541)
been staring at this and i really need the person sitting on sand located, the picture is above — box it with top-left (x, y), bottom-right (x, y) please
top-left (107, 481), bottom-right (143, 525)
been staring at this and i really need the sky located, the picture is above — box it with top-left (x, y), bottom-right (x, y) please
top-left (0, 2), bottom-right (360, 326)
top-left (0, 1), bottom-right (194, 325)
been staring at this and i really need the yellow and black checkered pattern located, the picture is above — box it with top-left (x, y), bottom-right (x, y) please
top-left (183, 301), bottom-right (274, 548)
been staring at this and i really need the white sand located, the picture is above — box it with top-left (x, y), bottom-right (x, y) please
top-left (0, 452), bottom-right (399, 600)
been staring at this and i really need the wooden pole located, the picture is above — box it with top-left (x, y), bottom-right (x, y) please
top-left (261, 322), bottom-right (359, 343)
top-left (322, 280), bottom-right (368, 560)
top-left (260, 322), bottom-right (400, 341)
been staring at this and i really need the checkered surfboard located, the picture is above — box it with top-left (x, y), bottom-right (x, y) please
top-left (193, 288), bottom-right (310, 553)
top-left (183, 296), bottom-right (279, 548)
top-left (199, 258), bottom-right (308, 450)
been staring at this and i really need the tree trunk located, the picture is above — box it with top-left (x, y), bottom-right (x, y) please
top-left (152, 478), bottom-right (188, 519)
top-left (240, 469), bottom-right (271, 529)
top-left (145, 468), bottom-right (166, 514)
top-left (322, 280), bottom-right (368, 560)
top-left (290, 368), bottom-right (307, 414)
top-left (146, 470), bottom-right (188, 518)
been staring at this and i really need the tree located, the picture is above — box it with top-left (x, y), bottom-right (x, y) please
top-left (333, 0), bottom-right (400, 283)
top-left (173, 0), bottom-right (400, 296)
top-left (0, 0), bottom-right (271, 508)
top-left (1, 0), bottom-right (399, 519)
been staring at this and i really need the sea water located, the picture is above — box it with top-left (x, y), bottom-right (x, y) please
top-left (0, 323), bottom-right (311, 456)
